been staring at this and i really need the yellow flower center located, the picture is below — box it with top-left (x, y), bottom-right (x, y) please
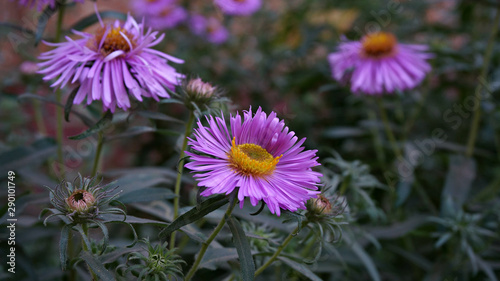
top-left (93, 27), bottom-right (135, 55)
top-left (361, 32), bottom-right (397, 57)
top-left (228, 137), bottom-right (282, 177)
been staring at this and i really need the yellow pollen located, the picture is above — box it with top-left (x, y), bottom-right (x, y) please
top-left (228, 137), bottom-right (282, 177)
top-left (361, 32), bottom-right (397, 57)
top-left (93, 27), bottom-right (135, 55)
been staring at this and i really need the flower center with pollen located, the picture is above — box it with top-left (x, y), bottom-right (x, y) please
top-left (93, 27), bottom-right (135, 56)
top-left (361, 32), bottom-right (397, 57)
top-left (228, 137), bottom-right (282, 177)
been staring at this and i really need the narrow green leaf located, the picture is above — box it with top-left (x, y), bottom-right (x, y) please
top-left (105, 126), bottom-right (156, 141)
top-left (93, 220), bottom-right (109, 254)
top-left (199, 248), bottom-right (239, 270)
top-left (59, 224), bottom-right (72, 270)
top-left (226, 215), bottom-right (255, 281)
top-left (118, 187), bottom-right (176, 204)
top-left (158, 194), bottom-right (229, 239)
top-left (0, 138), bottom-right (56, 177)
top-left (64, 87), bottom-right (79, 122)
top-left (17, 94), bottom-right (94, 126)
top-left (100, 214), bottom-right (169, 226)
top-left (441, 154), bottom-right (476, 209)
top-left (70, 11), bottom-right (127, 31)
top-left (278, 257), bottom-right (323, 281)
top-left (344, 235), bottom-right (381, 281)
top-left (35, 4), bottom-right (58, 45)
top-left (80, 251), bottom-right (115, 281)
top-left (69, 111), bottom-right (113, 140)
top-left (133, 111), bottom-right (184, 123)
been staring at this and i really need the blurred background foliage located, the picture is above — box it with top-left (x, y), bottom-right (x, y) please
top-left (1, 0), bottom-right (500, 280)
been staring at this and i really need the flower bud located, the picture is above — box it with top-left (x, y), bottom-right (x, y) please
top-left (186, 78), bottom-right (217, 98)
top-left (66, 189), bottom-right (96, 213)
top-left (306, 195), bottom-right (333, 215)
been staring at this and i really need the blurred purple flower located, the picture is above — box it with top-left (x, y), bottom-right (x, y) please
top-left (37, 14), bottom-right (184, 112)
top-left (131, 0), bottom-right (187, 29)
top-left (186, 107), bottom-right (322, 216)
top-left (328, 32), bottom-right (433, 95)
top-left (15, 0), bottom-right (83, 10)
top-left (189, 15), bottom-right (229, 44)
top-left (215, 0), bottom-right (261, 16)
top-left (20, 61), bottom-right (39, 75)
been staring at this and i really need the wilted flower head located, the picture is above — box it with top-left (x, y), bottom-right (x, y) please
top-left (131, 0), bottom-right (187, 29)
top-left (215, 0), bottom-right (262, 16)
top-left (186, 106), bottom-right (322, 216)
top-left (37, 13), bottom-right (184, 112)
top-left (43, 174), bottom-right (123, 224)
top-left (328, 32), bottom-right (432, 95)
top-left (15, 0), bottom-right (83, 11)
top-left (119, 238), bottom-right (185, 280)
top-left (189, 15), bottom-right (229, 44)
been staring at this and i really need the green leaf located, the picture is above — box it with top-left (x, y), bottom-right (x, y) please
top-left (59, 224), bottom-right (72, 270)
top-left (64, 87), bottom-right (79, 122)
top-left (441, 154), bottom-right (476, 209)
top-left (70, 11), bottom-right (127, 31)
top-left (344, 235), bottom-right (380, 281)
top-left (0, 138), bottom-right (56, 176)
top-left (118, 188), bottom-right (176, 204)
top-left (80, 251), bottom-right (115, 281)
top-left (17, 93), bottom-right (94, 126)
top-left (130, 202), bottom-right (215, 245)
top-left (278, 257), bottom-right (323, 281)
top-left (105, 126), bottom-right (156, 141)
top-left (199, 248), bottom-right (239, 270)
top-left (69, 111), bottom-right (113, 140)
top-left (226, 215), bottom-right (255, 281)
top-left (35, 4), bottom-right (58, 45)
top-left (99, 214), bottom-right (169, 226)
top-left (158, 194), bottom-right (229, 239)
top-left (132, 111), bottom-right (184, 123)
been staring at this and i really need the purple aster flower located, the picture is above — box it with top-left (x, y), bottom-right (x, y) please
top-left (37, 14), bottom-right (184, 112)
top-left (185, 107), bottom-right (322, 216)
top-left (15, 0), bottom-right (83, 10)
top-left (131, 0), bottom-right (187, 30)
top-left (215, 0), bottom-right (262, 16)
top-left (328, 32), bottom-right (433, 95)
top-left (189, 15), bottom-right (229, 45)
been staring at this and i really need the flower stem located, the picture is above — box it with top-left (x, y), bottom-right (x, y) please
top-left (170, 111), bottom-right (195, 250)
top-left (81, 223), bottom-right (98, 280)
top-left (254, 221), bottom-right (306, 277)
top-left (465, 8), bottom-right (500, 158)
top-left (375, 97), bottom-right (402, 159)
top-left (184, 198), bottom-right (238, 281)
top-left (54, 3), bottom-right (66, 178)
top-left (91, 132), bottom-right (104, 177)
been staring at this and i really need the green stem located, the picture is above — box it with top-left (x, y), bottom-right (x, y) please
top-left (170, 111), bottom-right (195, 250)
top-left (368, 109), bottom-right (387, 168)
top-left (81, 223), bottom-right (98, 280)
top-left (91, 132), bottom-right (104, 177)
top-left (254, 221), bottom-right (307, 277)
top-left (54, 3), bottom-right (66, 178)
top-left (375, 97), bottom-right (403, 159)
top-left (465, 8), bottom-right (500, 158)
top-left (33, 99), bottom-right (47, 135)
top-left (185, 198), bottom-right (238, 281)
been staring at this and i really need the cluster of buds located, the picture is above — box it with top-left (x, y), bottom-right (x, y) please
top-left (43, 174), bottom-right (123, 225)
top-left (118, 238), bottom-right (185, 280)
